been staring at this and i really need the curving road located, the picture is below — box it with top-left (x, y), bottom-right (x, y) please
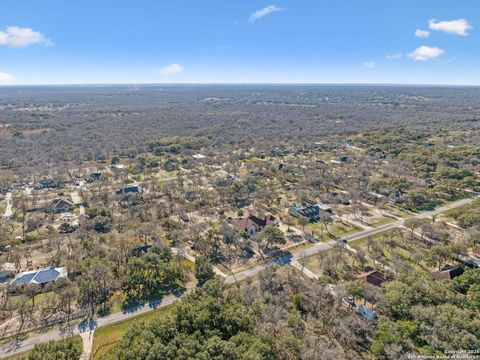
top-left (0, 194), bottom-right (478, 358)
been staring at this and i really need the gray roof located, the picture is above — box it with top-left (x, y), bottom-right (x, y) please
top-left (13, 272), bottom-right (37, 285)
top-left (33, 268), bottom-right (61, 284)
top-left (12, 267), bottom-right (67, 286)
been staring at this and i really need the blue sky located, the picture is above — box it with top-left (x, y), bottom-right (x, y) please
top-left (0, 0), bottom-right (479, 85)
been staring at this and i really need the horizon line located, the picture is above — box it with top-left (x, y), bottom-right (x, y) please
top-left (1, 82), bottom-right (479, 88)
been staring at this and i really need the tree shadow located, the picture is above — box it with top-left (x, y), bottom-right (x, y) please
top-left (77, 318), bottom-right (97, 333)
top-left (121, 284), bottom-right (186, 313)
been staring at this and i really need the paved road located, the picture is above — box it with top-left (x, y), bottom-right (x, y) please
top-left (0, 294), bottom-right (183, 358)
top-left (0, 194), bottom-right (477, 358)
top-left (2, 193), bottom-right (13, 218)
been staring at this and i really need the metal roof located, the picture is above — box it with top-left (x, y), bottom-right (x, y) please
top-left (12, 267), bottom-right (67, 286)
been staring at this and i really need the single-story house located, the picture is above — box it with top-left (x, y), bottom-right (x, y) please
top-left (271, 149), bottom-right (288, 157)
top-left (431, 265), bottom-right (464, 281)
top-left (235, 215), bottom-right (276, 235)
top-left (289, 203), bottom-right (334, 222)
top-left (129, 244), bottom-right (153, 257)
top-left (34, 179), bottom-right (61, 190)
top-left (0, 186), bottom-right (12, 196)
top-left (0, 263), bottom-right (16, 280)
top-left (85, 172), bottom-right (103, 182)
top-left (45, 198), bottom-right (74, 214)
top-left (59, 222), bottom-right (79, 233)
top-left (110, 164), bottom-right (125, 173)
top-left (115, 186), bottom-right (139, 196)
top-left (352, 270), bottom-right (387, 287)
top-left (462, 257), bottom-right (479, 269)
top-left (11, 267), bottom-right (67, 287)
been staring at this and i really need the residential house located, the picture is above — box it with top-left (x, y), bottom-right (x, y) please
top-left (365, 191), bottom-right (385, 205)
top-left (352, 270), bottom-right (387, 287)
top-left (34, 178), bottom-right (62, 190)
top-left (85, 172), bottom-right (103, 183)
top-left (44, 198), bottom-right (74, 214)
top-left (0, 263), bottom-right (15, 280)
top-left (270, 148), bottom-right (288, 157)
top-left (0, 185), bottom-right (12, 196)
top-left (163, 160), bottom-right (178, 172)
top-left (11, 267), bottom-right (67, 287)
top-left (234, 215), bottom-right (276, 235)
top-left (115, 186), bottom-right (139, 196)
top-left (59, 222), bottom-right (79, 233)
top-left (289, 203), bottom-right (334, 222)
top-left (129, 244), bottom-right (153, 257)
top-left (431, 265), bottom-right (464, 281)
top-left (110, 164), bottom-right (125, 173)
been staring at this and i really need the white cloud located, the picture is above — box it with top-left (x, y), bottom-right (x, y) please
top-left (0, 72), bottom-right (15, 83)
top-left (362, 61), bottom-right (376, 69)
top-left (0, 26), bottom-right (52, 48)
top-left (415, 29), bottom-right (430, 38)
top-left (154, 63), bottom-right (184, 76)
top-left (408, 45), bottom-right (444, 61)
top-left (428, 18), bottom-right (472, 36)
top-left (249, 5), bottom-right (282, 23)
top-left (386, 53), bottom-right (402, 60)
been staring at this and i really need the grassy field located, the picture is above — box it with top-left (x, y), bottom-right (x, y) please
top-left (305, 220), bottom-right (360, 241)
top-left (299, 248), bottom-right (369, 278)
top-left (441, 200), bottom-right (476, 218)
top-left (349, 229), bottom-right (396, 248)
top-left (2, 350), bottom-right (30, 359)
top-left (92, 305), bottom-right (174, 360)
top-left (349, 229), bottom-right (431, 272)
top-left (384, 205), bottom-right (414, 218)
top-left (286, 241), bottom-right (315, 254)
top-left (369, 216), bottom-right (397, 227)
top-left (329, 222), bottom-right (361, 238)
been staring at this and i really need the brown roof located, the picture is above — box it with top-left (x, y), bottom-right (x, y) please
top-left (353, 270), bottom-right (387, 286)
top-left (431, 266), bottom-right (464, 281)
top-left (234, 215), bottom-right (275, 232)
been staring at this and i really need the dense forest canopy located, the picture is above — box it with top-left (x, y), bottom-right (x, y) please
top-left (1, 85), bottom-right (479, 172)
